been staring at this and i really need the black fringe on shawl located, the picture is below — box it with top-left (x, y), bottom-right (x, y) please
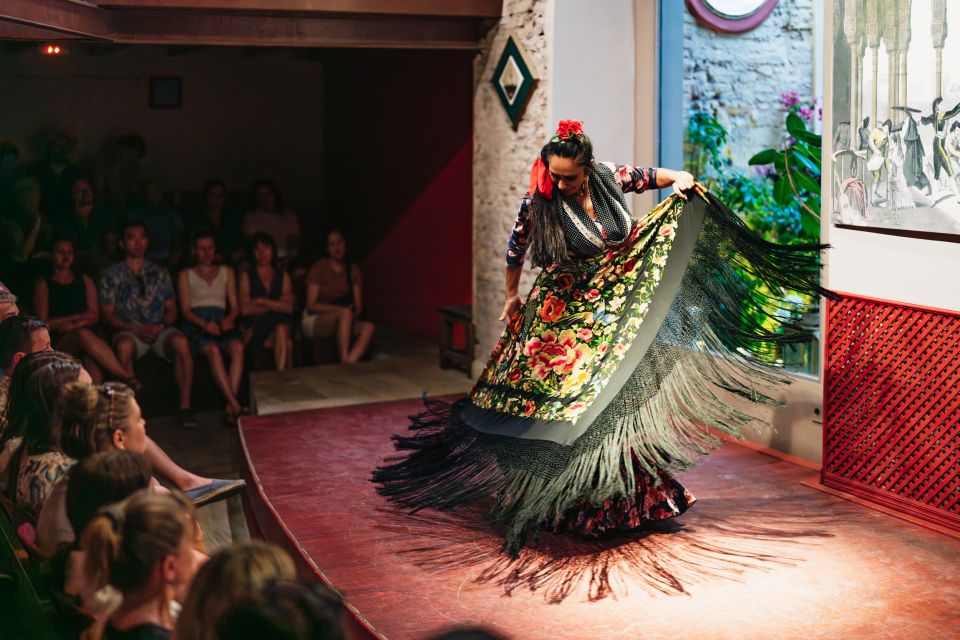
top-left (373, 192), bottom-right (835, 556)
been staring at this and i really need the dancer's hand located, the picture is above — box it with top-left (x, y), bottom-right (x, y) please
top-left (670, 171), bottom-right (697, 200)
top-left (500, 295), bottom-right (522, 322)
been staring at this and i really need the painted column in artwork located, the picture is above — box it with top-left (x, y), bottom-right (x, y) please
top-left (866, 0), bottom-right (882, 125)
top-left (845, 0), bottom-right (862, 129)
top-left (932, 0), bottom-right (948, 99)
top-left (897, 0), bottom-right (911, 113)
top-left (882, 0), bottom-right (899, 123)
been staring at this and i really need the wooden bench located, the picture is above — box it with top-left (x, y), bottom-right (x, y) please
top-left (437, 305), bottom-right (474, 374)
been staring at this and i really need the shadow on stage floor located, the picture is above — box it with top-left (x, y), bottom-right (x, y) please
top-left (376, 494), bottom-right (836, 603)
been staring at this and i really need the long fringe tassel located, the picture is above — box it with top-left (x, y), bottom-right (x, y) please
top-left (374, 193), bottom-right (834, 555)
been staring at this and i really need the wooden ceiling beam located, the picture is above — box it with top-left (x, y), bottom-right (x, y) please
top-left (0, 0), bottom-right (110, 39)
top-left (96, 0), bottom-right (503, 19)
top-left (0, 21), bottom-right (85, 41)
top-left (109, 12), bottom-right (487, 49)
top-left (0, 0), bottom-right (498, 49)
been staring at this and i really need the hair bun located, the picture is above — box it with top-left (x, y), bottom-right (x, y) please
top-left (59, 381), bottom-right (98, 423)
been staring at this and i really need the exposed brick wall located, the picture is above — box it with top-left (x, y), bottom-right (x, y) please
top-left (472, 0), bottom-right (552, 371)
top-left (683, 1), bottom-right (815, 167)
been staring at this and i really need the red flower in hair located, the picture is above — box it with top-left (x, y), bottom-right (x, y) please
top-left (555, 119), bottom-right (584, 141)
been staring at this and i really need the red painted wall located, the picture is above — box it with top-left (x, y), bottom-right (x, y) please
top-left (322, 50), bottom-right (473, 340)
top-left (362, 141), bottom-right (472, 339)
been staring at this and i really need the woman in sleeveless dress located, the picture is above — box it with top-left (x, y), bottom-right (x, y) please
top-left (239, 233), bottom-right (294, 371)
top-left (178, 229), bottom-right (245, 423)
top-left (33, 236), bottom-right (138, 388)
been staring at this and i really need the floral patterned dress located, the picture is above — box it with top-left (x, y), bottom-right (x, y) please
top-left (375, 163), bottom-right (829, 555)
top-left (477, 165), bottom-right (695, 535)
top-left (16, 449), bottom-right (75, 522)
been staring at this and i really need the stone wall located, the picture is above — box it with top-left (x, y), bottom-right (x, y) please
top-left (472, 0), bottom-right (551, 372)
top-left (683, 1), bottom-right (816, 168)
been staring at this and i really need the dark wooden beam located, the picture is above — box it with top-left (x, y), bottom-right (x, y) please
top-left (96, 0), bottom-right (503, 19)
top-left (0, 21), bottom-right (84, 40)
top-left (0, 0), bottom-right (498, 49)
top-left (110, 12), bottom-right (488, 49)
top-left (0, 0), bottom-right (109, 39)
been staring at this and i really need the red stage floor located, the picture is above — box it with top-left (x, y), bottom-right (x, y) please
top-left (239, 398), bottom-right (960, 640)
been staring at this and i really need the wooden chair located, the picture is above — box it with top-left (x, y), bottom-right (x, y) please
top-left (437, 305), bottom-right (474, 374)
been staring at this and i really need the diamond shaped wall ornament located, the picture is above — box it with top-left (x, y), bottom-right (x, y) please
top-left (492, 34), bottom-right (538, 130)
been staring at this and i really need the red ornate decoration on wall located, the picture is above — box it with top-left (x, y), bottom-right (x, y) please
top-left (823, 292), bottom-right (960, 534)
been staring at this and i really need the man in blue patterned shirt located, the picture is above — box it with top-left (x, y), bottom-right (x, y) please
top-left (100, 220), bottom-right (196, 427)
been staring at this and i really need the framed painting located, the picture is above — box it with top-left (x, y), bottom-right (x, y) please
top-left (831, 0), bottom-right (960, 242)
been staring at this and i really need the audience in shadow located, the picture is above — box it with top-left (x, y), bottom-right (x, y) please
top-left (303, 230), bottom-right (374, 364)
top-left (239, 233), bottom-right (295, 372)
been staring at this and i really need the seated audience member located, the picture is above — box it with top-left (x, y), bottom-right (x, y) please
top-left (60, 450), bottom-right (152, 637)
top-left (0, 329), bottom-right (243, 507)
top-left (241, 179), bottom-right (301, 262)
top-left (239, 233), bottom-right (294, 371)
top-left (178, 231), bottom-right (245, 422)
top-left (95, 133), bottom-right (147, 216)
top-left (82, 490), bottom-right (201, 640)
top-left (36, 381), bottom-right (149, 554)
top-left (218, 579), bottom-right (347, 640)
top-left (30, 130), bottom-right (83, 217)
top-left (1, 351), bottom-right (87, 520)
top-left (128, 180), bottom-right (184, 268)
top-left (34, 236), bottom-right (139, 387)
top-left (52, 176), bottom-right (119, 276)
top-left (100, 220), bottom-right (196, 427)
top-left (0, 280), bottom-right (19, 321)
top-left (0, 316), bottom-right (52, 437)
top-left (175, 540), bottom-right (296, 640)
top-left (15, 173), bottom-right (53, 257)
top-left (303, 230), bottom-right (375, 364)
top-left (192, 178), bottom-right (242, 265)
top-left (2, 173), bottom-right (49, 262)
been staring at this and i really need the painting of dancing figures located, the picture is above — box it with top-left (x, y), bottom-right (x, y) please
top-left (832, 0), bottom-right (960, 238)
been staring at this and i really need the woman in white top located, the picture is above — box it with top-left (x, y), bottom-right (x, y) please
top-left (177, 229), bottom-right (244, 422)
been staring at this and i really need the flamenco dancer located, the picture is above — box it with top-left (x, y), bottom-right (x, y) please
top-left (374, 120), bottom-right (830, 556)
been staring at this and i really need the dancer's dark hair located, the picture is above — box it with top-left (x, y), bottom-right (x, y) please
top-left (528, 133), bottom-right (595, 268)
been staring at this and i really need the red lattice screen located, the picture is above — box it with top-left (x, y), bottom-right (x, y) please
top-left (823, 293), bottom-right (960, 533)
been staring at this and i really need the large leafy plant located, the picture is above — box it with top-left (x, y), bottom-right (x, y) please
top-left (684, 96), bottom-right (822, 370)
top-left (748, 93), bottom-right (822, 239)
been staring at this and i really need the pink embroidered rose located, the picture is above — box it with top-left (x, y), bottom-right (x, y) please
top-left (585, 288), bottom-right (601, 302)
top-left (577, 328), bottom-right (593, 341)
top-left (524, 329), bottom-right (593, 379)
top-left (540, 295), bottom-right (566, 323)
